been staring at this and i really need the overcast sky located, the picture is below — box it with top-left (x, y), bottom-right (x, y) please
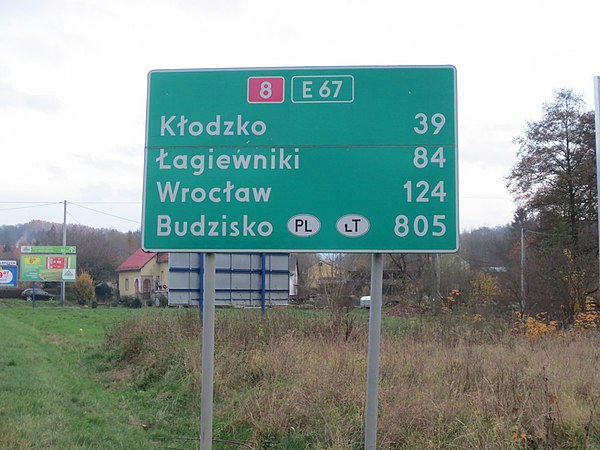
top-left (1, 0), bottom-right (599, 234)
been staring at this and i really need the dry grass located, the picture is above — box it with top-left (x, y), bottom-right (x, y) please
top-left (106, 308), bottom-right (600, 449)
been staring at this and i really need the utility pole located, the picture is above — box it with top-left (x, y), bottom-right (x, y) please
top-left (435, 253), bottom-right (441, 308)
top-left (429, 254), bottom-right (441, 309)
top-left (61, 200), bottom-right (67, 307)
top-left (520, 227), bottom-right (525, 312)
top-left (594, 76), bottom-right (600, 291)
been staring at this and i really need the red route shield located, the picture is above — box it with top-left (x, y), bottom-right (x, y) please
top-left (247, 77), bottom-right (284, 103)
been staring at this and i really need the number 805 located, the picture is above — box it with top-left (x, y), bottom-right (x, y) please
top-left (394, 214), bottom-right (446, 237)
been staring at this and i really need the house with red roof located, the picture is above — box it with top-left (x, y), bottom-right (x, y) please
top-left (116, 249), bottom-right (168, 300)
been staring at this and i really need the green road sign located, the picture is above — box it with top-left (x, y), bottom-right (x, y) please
top-left (143, 66), bottom-right (458, 253)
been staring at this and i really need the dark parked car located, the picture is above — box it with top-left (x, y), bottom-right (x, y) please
top-left (21, 288), bottom-right (55, 301)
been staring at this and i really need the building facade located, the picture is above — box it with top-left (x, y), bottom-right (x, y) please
top-left (116, 249), bottom-right (168, 300)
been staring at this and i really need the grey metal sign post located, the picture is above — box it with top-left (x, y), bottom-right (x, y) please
top-left (200, 253), bottom-right (216, 449)
top-left (365, 254), bottom-right (384, 448)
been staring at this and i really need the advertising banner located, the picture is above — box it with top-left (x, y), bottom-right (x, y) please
top-left (19, 246), bottom-right (77, 282)
top-left (0, 260), bottom-right (18, 288)
top-left (20, 245), bottom-right (76, 254)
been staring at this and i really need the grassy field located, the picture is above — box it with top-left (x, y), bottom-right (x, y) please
top-left (0, 300), bottom-right (207, 449)
top-left (1, 299), bottom-right (600, 449)
top-left (0, 300), bottom-right (156, 448)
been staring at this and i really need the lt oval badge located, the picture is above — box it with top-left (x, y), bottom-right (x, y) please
top-left (288, 214), bottom-right (321, 237)
top-left (336, 214), bottom-right (370, 237)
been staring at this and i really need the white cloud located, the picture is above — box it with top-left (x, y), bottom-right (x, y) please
top-left (0, 82), bottom-right (61, 112)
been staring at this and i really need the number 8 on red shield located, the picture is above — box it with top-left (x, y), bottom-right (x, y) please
top-left (247, 77), bottom-right (285, 103)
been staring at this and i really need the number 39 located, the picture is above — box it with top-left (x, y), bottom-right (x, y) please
top-left (413, 113), bottom-right (446, 135)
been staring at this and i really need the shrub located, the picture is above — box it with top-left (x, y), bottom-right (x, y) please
top-left (468, 271), bottom-right (503, 304)
top-left (120, 295), bottom-right (142, 309)
top-left (71, 272), bottom-right (95, 306)
top-left (94, 282), bottom-right (114, 301)
top-left (158, 294), bottom-right (168, 308)
top-left (0, 288), bottom-right (22, 299)
top-left (572, 297), bottom-right (599, 331)
top-left (102, 308), bottom-right (600, 449)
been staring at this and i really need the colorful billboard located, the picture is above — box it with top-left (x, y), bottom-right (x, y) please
top-left (19, 246), bottom-right (77, 282)
top-left (0, 260), bottom-right (18, 288)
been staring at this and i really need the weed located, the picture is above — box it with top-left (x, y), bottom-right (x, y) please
top-left (4, 300), bottom-right (600, 449)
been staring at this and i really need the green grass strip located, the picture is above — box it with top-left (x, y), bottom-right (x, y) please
top-left (0, 302), bottom-right (156, 449)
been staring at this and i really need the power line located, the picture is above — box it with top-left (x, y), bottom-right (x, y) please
top-left (0, 201), bottom-right (140, 205)
top-left (0, 200), bottom-right (141, 227)
top-left (0, 202), bottom-right (62, 212)
top-left (64, 201), bottom-right (140, 205)
top-left (462, 194), bottom-right (509, 199)
top-left (66, 211), bottom-right (81, 226)
top-left (69, 202), bottom-right (140, 224)
top-left (523, 228), bottom-right (573, 238)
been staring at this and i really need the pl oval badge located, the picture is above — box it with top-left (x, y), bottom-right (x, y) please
top-left (288, 214), bottom-right (320, 237)
top-left (336, 214), bottom-right (370, 237)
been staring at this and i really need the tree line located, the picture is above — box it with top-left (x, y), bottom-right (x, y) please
top-left (0, 221), bottom-right (140, 283)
